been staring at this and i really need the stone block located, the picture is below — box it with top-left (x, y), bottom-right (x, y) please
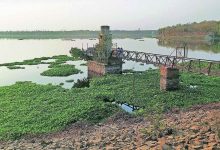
top-left (160, 66), bottom-right (180, 91)
top-left (88, 61), bottom-right (122, 78)
top-left (160, 66), bottom-right (179, 79)
top-left (160, 77), bottom-right (179, 91)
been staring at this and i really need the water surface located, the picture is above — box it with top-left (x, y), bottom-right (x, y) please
top-left (0, 38), bottom-right (219, 88)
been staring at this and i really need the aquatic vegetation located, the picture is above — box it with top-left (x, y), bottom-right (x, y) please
top-left (41, 64), bottom-right (80, 77)
top-left (0, 49), bottom-right (85, 77)
top-left (66, 79), bottom-right (74, 83)
top-left (0, 57), bottom-right (51, 67)
top-left (72, 78), bottom-right (90, 88)
top-left (80, 63), bottom-right (87, 66)
top-left (0, 48), bottom-right (83, 69)
top-left (51, 55), bottom-right (77, 62)
top-left (0, 82), bottom-right (119, 140)
top-left (7, 66), bottom-right (25, 70)
top-left (90, 70), bottom-right (220, 112)
top-left (69, 47), bottom-right (86, 60)
top-left (0, 70), bottom-right (219, 140)
top-left (122, 69), bottom-right (135, 73)
top-left (48, 55), bottom-right (78, 68)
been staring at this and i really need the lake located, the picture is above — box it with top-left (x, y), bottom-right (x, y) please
top-left (0, 38), bottom-right (220, 88)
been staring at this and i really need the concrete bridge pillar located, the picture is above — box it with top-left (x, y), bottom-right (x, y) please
top-left (88, 61), bottom-right (122, 78)
top-left (160, 66), bottom-right (179, 91)
top-left (88, 25), bottom-right (122, 78)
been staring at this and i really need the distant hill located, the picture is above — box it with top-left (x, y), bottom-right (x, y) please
top-left (157, 21), bottom-right (220, 41)
top-left (0, 30), bottom-right (156, 39)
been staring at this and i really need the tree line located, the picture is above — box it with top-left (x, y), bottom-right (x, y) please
top-left (158, 21), bottom-right (220, 39)
top-left (0, 30), bottom-right (156, 39)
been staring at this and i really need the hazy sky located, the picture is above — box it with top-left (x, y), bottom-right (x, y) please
top-left (0, 0), bottom-right (220, 31)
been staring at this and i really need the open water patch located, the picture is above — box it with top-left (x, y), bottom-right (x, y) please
top-left (0, 60), bottom-right (88, 89)
top-left (41, 59), bottom-right (56, 63)
top-left (112, 102), bottom-right (139, 113)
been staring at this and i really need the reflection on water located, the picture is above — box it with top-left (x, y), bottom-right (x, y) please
top-left (158, 39), bottom-right (220, 54)
top-left (157, 39), bottom-right (220, 60)
top-left (112, 102), bottom-right (139, 113)
top-left (1, 38), bottom-right (220, 64)
top-left (0, 38), bottom-right (219, 88)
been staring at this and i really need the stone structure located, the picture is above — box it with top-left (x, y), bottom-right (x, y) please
top-left (160, 66), bottom-right (179, 91)
top-left (88, 26), bottom-right (122, 77)
top-left (94, 26), bottom-right (113, 64)
top-left (88, 61), bottom-right (122, 77)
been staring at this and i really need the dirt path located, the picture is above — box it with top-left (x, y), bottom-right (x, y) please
top-left (1, 103), bottom-right (220, 150)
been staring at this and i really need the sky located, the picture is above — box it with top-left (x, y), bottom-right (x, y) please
top-left (0, 0), bottom-right (220, 31)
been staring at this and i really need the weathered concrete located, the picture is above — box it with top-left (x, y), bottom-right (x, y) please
top-left (88, 26), bottom-right (122, 77)
top-left (160, 66), bottom-right (179, 91)
top-left (88, 61), bottom-right (122, 78)
top-left (94, 26), bottom-right (113, 64)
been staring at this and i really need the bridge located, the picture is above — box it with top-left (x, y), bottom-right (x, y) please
top-left (85, 48), bottom-right (220, 76)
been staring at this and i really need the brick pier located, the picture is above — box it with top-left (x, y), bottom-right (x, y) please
top-left (160, 66), bottom-right (179, 91)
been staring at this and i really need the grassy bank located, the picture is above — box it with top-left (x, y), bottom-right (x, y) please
top-left (0, 70), bottom-right (219, 140)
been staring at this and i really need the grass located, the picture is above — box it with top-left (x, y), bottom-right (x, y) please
top-left (0, 70), bottom-right (219, 140)
top-left (41, 64), bottom-right (80, 77)
top-left (178, 61), bottom-right (220, 75)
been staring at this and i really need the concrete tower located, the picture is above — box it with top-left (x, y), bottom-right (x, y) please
top-left (88, 26), bottom-right (122, 77)
top-left (94, 26), bottom-right (113, 64)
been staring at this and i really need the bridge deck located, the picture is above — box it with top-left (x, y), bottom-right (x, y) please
top-left (84, 48), bottom-right (220, 76)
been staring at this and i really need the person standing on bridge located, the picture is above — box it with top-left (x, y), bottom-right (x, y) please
top-left (119, 47), bottom-right (123, 57)
top-left (116, 47), bottom-right (121, 57)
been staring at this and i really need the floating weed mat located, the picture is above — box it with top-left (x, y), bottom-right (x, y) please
top-left (0, 70), bottom-right (219, 140)
top-left (0, 47), bottom-right (84, 69)
top-left (0, 48), bottom-right (86, 77)
top-left (0, 82), bottom-right (119, 140)
top-left (41, 64), bottom-right (80, 77)
top-left (90, 70), bottom-right (220, 112)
